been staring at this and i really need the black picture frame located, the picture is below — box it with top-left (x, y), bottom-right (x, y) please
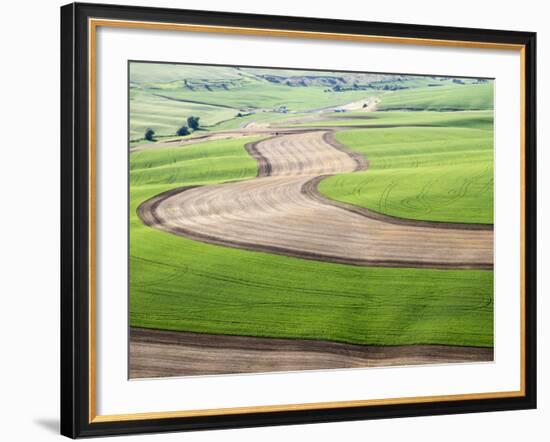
top-left (61, 2), bottom-right (537, 438)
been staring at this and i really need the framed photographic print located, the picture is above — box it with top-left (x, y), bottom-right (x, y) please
top-left (60, 2), bottom-right (537, 438)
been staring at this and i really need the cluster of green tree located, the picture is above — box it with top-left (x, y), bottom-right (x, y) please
top-left (144, 128), bottom-right (155, 141)
top-left (144, 116), bottom-right (200, 141)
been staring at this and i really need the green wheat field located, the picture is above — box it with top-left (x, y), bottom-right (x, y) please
top-left (129, 62), bottom-right (494, 349)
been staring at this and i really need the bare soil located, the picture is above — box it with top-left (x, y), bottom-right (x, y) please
top-left (129, 327), bottom-right (494, 378)
top-left (138, 130), bottom-right (493, 269)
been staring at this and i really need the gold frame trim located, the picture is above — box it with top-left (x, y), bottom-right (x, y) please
top-left (88, 18), bottom-right (527, 424)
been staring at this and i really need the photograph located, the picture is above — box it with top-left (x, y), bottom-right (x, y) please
top-left (57, 2), bottom-right (537, 437)
top-left (0, 0), bottom-right (543, 438)
top-left (128, 61), bottom-right (495, 379)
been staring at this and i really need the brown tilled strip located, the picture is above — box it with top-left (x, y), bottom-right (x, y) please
top-left (137, 129), bottom-right (493, 270)
top-left (129, 327), bottom-right (494, 378)
top-left (137, 186), bottom-right (492, 270)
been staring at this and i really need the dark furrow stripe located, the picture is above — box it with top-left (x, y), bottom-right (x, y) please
top-left (244, 137), bottom-right (274, 177)
top-left (322, 130), bottom-right (369, 172)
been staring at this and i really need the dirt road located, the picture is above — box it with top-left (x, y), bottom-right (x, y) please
top-left (138, 130), bottom-right (493, 269)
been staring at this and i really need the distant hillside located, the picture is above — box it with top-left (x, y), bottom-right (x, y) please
top-left (129, 62), bottom-right (492, 139)
top-left (130, 62), bottom-right (483, 91)
top-left (377, 82), bottom-right (494, 111)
